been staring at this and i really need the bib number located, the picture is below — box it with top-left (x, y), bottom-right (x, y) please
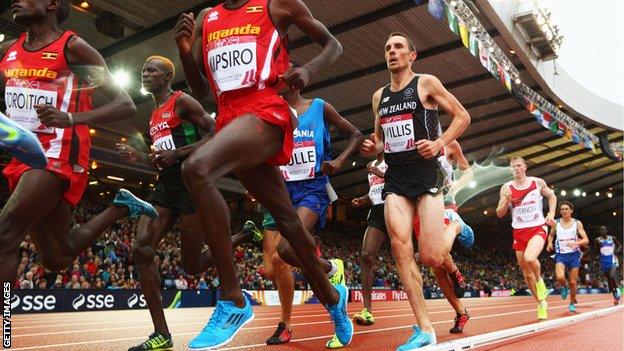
top-left (208, 36), bottom-right (257, 93)
top-left (381, 114), bottom-right (415, 153)
top-left (4, 86), bottom-right (57, 134)
top-left (280, 140), bottom-right (315, 181)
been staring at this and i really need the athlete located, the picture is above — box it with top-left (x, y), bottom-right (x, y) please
top-left (260, 84), bottom-right (362, 346)
top-left (595, 226), bottom-right (622, 305)
top-left (0, 0), bottom-right (156, 285)
top-left (174, 0), bottom-right (353, 348)
top-left (413, 139), bottom-right (474, 333)
top-left (546, 201), bottom-right (589, 312)
top-left (496, 156), bottom-right (556, 320)
top-left (350, 149), bottom-right (388, 328)
top-left (119, 56), bottom-right (259, 351)
top-left (360, 32), bottom-right (472, 350)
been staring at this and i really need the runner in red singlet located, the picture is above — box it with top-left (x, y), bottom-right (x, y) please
top-left (173, 0), bottom-right (353, 349)
top-left (496, 156), bottom-right (557, 320)
top-left (0, 0), bottom-right (156, 285)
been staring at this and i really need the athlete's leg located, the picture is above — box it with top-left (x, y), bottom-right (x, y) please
top-left (606, 267), bottom-right (618, 293)
top-left (360, 226), bottom-right (387, 311)
top-left (132, 207), bottom-right (177, 336)
top-left (524, 235), bottom-right (546, 292)
top-left (237, 162), bottom-right (338, 305)
top-left (516, 251), bottom-right (539, 302)
top-left (568, 267), bottom-right (579, 304)
top-left (384, 193), bottom-right (432, 333)
top-left (432, 267), bottom-right (464, 314)
top-left (262, 230), bottom-right (294, 330)
top-left (555, 262), bottom-right (567, 288)
top-left (181, 114), bottom-right (289, 306)
top-left (416, 193), bottom-right (453, 269)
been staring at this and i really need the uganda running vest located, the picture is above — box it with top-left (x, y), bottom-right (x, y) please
top-left (377, 75), bottom-right (441, 166)
top-left (554, 219), bottom-right (579, 254)
top-left (149, 91), bottom-right (199, 170)
top-left (280, 98), bottom-right (331, 181)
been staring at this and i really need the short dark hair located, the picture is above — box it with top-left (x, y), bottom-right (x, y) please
top-left (388, 31), bottom-right (416, 52)
top-left (559, 201), bottom-right (574, 210)
top-left (57, 0), bottom-right (70, 24)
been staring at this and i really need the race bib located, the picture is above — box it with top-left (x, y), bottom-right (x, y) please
top-left (380, 114), bottom-right (415, 153)
top-left (601, 245), bottom-right (614, 256)
top-left (368, 175), bottom-right (385, 205)
top-left (208, 36), bottom-right (257, 93)
top-left (153, 134), bottom-right (176, 151)
top-left (280, 140), bottom-right (315, 181)
top-left (4, 86), bottom-right (56, 133)
top-left (513, 206), bottom-right (540, 223)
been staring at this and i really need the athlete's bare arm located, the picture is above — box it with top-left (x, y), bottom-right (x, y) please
top-left (575, 221), bottom-right (589, 248)
top-left (36, 36), bottom-right (136, 128)
top-left (0, 39), bottom-right (18, 111)
top-left (446, 140), bottom-right (473, 196)
top-left (320, 102), bottom-right (363, 175)
top-left (270, 0), bottom-right (342, 90)
top-left (367, 160), bottom-right (385, 178)
top-left (547, 226), bottom-right (557, 252)
top-left (496, 183), bottom-right (512, 218)
top-left (360, 88), bottom-right (384, 157)
top-left (614, 236), bottom-right (623, 254)
top-left (351, 194), bottom-right (371, 208)
top-left (174, 9), bottom-right (211, 100)
top-left (415, 74), bottom-right (470, 159)
top-left (536, 177), bottom-right (556, 226)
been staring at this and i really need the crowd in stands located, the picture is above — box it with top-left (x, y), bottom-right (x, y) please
top-left (13, 192), bottom-right (621, 296)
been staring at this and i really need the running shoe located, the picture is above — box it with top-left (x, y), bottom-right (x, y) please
top-left (114, 189), bottom-right (158, 219)
top-left (266, 322), bottom-right (291, 345)
top-left (613, 290), bottom-right (621, 305)
top-left (568, 303), bottom-right (576, 313)
top-left (128, 332), bottom-right (173, 350)
top-left (326, 335), bottom-right (344, 349)
top-left (449, 269), bottom-right (467, 298)
top-left (243, 220), bottom-right (264, 243)
top-left (457, 221), bottom-right (474, 248)
top-left (560, 286), bottom-right (569, 300)
top-left (0, 111), bottom-right (47, 169)
top-left (326, 283), bottom-right (353, 346)
top-left (187, 297), bottom-right (254, 350)
top-left (449, 310), bottom-right (470, 333)
top-left (353, 307), bottom-right (375, 326)
top-left (329, 259), bottom-right (345, 286)
top-left (537, 300), bottom-right (548, 320)
top-left (535, 279), bottom-right (548, 301)
top-left (396, 326), bottom-right (437, 351)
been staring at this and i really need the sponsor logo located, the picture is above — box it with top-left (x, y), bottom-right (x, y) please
top-left (381, 96), bottom-right (390, 103)
top-left (9, 296), bottom-right (18, 310)
top-left (428, 187), bottom-right (438, 193)
top-left (207, 11), bottom-right (219, 22)
top-left (206, 24), bottom-right (261, 42)
top-left (404, 87), bottom-right (414, 97)
top-left (11, 295), bottom-right (56, 311)
top-left (126, 293), bottom-right (147, 308)
top-left (72, 293), bottom-right (115, 310)
top-left (6, 51), bottom-right (17, 62)
top-left (41, 52), bottom-right (58, 61)
top-left (246, 5), bottom-right (263, 13)
top-left (161, 111), bottom-right (171, 119)
top-left (3, 67), bottom-right (58, 80)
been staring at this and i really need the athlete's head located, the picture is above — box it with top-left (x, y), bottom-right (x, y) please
top-left (559, 201), bottom-right (574, 219)
top-left (10, 0), bottom-right (69, 26)
top-left (384, 32), bottom-right (417, 73)
top-left (509, 156), bottom-right (527, 178)
top-left (598, 225), bottom-right (608, 237)
top-left (142, 56), bottom-right (175, 94)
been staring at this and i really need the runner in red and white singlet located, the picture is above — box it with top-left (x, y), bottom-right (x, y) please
top-left (0, 0), bottom-right (154, 287)
top-left (497, 156), bottom-right (557, 320)
top-left (174, 0), bottom-right (352, 349)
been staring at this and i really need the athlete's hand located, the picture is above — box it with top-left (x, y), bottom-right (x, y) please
top-left (351, 197), bottom-right (365, 208)
top-left (175, 13), bottom-right (195, 56)
top-left (545, 213), bottom-right (555, 227)
top-left (35, 105), bottom-right (71, 128)
top-left (567, 241), bottom-right (580, 250)
top-left (416, 139), bottom-right (443, 159)
top-left (360, 138), bottom-right (378, 158)
top-left (368, 166), bottom-right (384, 178)
top-left (281, 66), bottom-right (310, 91)
top-left (546, 242), bottom-right (554, 252)
top-left (116, 143), bottom-right (140, 163)
top-left (153, 149), bottom-right (179, 168)
top-left (321, 159), bottom-right (343, 176)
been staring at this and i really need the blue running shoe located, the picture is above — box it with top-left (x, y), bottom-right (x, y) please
top-left (568, 303), bottom-right (576, 313)
top-left (457, 222), bottom-right (474, 248)
top-left (561, 286), bottom-right (569, 300)
top-left (188, 297), bottom-right (254, 350)
top-left (114, 189), bottom-right (158, 219)
top-left (325, 284), bottom-right (353, 346)
top-left (396, 326), bottom-right (437, 351)
top-left (0, 111), bottom-right (47, 169)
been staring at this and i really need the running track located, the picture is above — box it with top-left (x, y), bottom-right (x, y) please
top-left (8, 294), bottom-right (622, 350)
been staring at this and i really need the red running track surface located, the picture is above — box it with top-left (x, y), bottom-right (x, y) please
top-left (8, 294), bottom-right (622, 350)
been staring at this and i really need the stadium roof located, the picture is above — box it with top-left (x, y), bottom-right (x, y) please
top-left (1, 0), bottom-right (621, 224)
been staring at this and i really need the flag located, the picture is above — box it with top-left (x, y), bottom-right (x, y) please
top-left (459, 20), bottom-right (470, 48)
top-left (572, 133), bottom-right (580, 144)
top-left (549, 121), bottom-right (559, 134)
top-left (564, 127), bottom-right (572, 140)
top-left (527, 101), bottom-right (536, 113)
top-left (428, 0), bottom-right (446, 20)
top-left (469, 34), bottom-right (479, 57)
top-left (478, 41), bottom-right (489, 69)
top-left (584, 137), bottom-right (595, 152)
top-left (447, 8), bottom-right (459, 34)
top-left (502, 69), bottom-right (512, 91)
